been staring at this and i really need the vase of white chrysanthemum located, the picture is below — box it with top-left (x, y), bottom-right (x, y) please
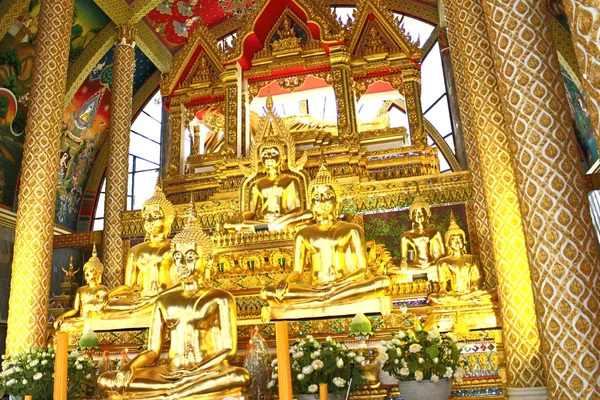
top-left (267, 335), bottom-right (365, 399)
top-left (381, 320), bottom-right (465, 400)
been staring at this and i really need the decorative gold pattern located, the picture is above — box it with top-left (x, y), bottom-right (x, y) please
top-left (103, 24), bottom-right (136, 289)
top-left (0, 0), bottom-right (30, 44)
top-left (222, 66), bottom-right (238, 158)
top-left (444, 0), bottom-right (545, 389)
top-left (64, 22), bottom-right (115, 108)
top-left (167, 106), bottom-right (184, 178)
top-left (5, 0), bottom-right (74, 355)
top-left (330, 48), bottom-right (360, 144)
top-left (562, 1), bottom-right (600, 163)
top-left (403, 67), bottom-right (426, 148)
top-left (481, 0), bottom-right (600, 396)
top-left (134, 20), bottom-right (173, 73)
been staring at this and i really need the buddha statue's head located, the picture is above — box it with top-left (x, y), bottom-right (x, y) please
top-left (83, 243), bottom-right (103, 285)
top-left (258, 140), bottom-right (286, 172)
top-left (408, 188), bottom-right (431, 228)
top-left (445, 211), bottom-right (466, 254)
top-left (171, 198), bottom-right (215, 281)
top-left (308, 164), bottom-right (341, 218)
top-left (142, 181), bottom-right (175, 240)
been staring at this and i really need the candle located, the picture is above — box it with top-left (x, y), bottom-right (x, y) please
top-left (275, 321), bottom-right (292, 400)
top-left (53, 331), bottom-right (68, 400)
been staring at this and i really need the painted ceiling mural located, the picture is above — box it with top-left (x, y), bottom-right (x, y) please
top-left (56, 46), bottom-right (156, 231)
top-left (0, 0), bottom-right (109, 212)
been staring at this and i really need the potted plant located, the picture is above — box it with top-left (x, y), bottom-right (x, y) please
top-left (380, 320), bottom-right (465, 400)
top-left (0, 345), bottom-right (96, 400)
top-left (268, 335), bottom-right (365, 399)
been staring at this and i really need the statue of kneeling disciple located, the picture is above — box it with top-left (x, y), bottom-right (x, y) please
top-left (260, 164), bottom-right (391, 321)
top-left (98, 199), bottom-right (250, 400)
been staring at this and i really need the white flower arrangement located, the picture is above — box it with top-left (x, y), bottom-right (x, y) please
top-left (0, 346), bottom-right (97, 400)
top-left (381, 320), bottom-right (465, 384)
top-left (268, 335), bottom-right (366, 396)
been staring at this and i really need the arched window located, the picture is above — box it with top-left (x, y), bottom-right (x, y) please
top-left (92, 90), bottom-right (162, 230)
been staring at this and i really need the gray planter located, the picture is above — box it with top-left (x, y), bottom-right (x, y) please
top-left (398, 379), bottom-right (452, 400)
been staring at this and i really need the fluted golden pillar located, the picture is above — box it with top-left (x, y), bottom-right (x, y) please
top-left (443, 0), bottom-right (545, 394)
top-left (330, 46), bottom-right (359, 145)
top-left (480, 0), bottom-right (600, 397)
top-left (562, 1), bottom-right (600, 155)
top-left (438, 6), bottom-right (497, 290)
top-left (402, 66), bottom-right (427, 148)
top-left (166, 104), bottom-right (184, 178)
top-left (221, 65), bottom-right (238, 158)
top-left (5, 0), bottom-right (74, 354)
top-left (102, 24), bottom-right (136, 289)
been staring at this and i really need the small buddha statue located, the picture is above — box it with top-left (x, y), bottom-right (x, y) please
top-left (54, 244), bottom-right (108, 330)
top-left (105, 181), bottom-right (177, 313)
top-left (98, 199), bottom-right (250, 399)
top-left (430, 212), bottom-right (488, 304)
top-left (390, 187), bottom-right (445, 280)
top-left (223, 94), bottom-right (311, 232)
top-left (260, 164), bottom-right (390, 318)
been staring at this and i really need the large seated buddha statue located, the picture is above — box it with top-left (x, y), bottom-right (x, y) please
top-left (223, 95), bottom-right (311, 232)
top-left (260, 164), bottom-right (391, 322)
top-left (98, 199), bottom-right (250, 400)
top-left (429, 212), bottom-right (490, 304)
top-left (58, 182), bottom-right (178, 332)
top-left (389, 187), bottom-right (445, 281)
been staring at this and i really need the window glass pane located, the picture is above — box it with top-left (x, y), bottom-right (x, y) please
top-left (131, 112), bottom-right (161, 143)
top-left (143, 91), bottom-right (163, 123)
top-left (100, 178), bottom-right (106, 192)
top-left (357, 98), bottom-right (385, 122)
top-left (93, 218), bottom-right (104, 231)
top-left (135, 157), bottom-right (159, 171)
top-left (133, 170), bottom-right (160, 210)
top-left (94, 192), bottom-right (105, 220)
top-left (130, 135), bottom-right (161, 164)
top-left (421, 43), bottom-right (446, 111)
top-left (424, 95), bottom-right (452, 136)
top-left (128, 172), bottom-right (133, 197)
top-left (128, 155), bottom-right (135, 172)
top-left (396, 14), bottom-right (435, 44)
top-left (439, 152), bottom-right (450, 172)
top-left (445, 134), bottom-right (455, 153)
top-left (184, 128), bottom-right (192, 158)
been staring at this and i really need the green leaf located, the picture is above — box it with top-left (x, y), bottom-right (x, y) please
top-left (425, 346), bottom-right (440, 360)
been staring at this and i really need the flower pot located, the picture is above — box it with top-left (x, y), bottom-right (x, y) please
top-left (398, 379), bottom-right (452, 400)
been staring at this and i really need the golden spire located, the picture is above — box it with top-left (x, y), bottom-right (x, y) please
top-left (308, 163), bottom-right (341, 199)
top-left (444, 210), bottom-right (466, 246)
top-left (171, 195), bottom-right (214, 260)
top-left (408, 184), bottom-right (431, 218)
top-left (83, 242), bottom-right (104, 277)
top-left (142, 178), bottom-right (176, 224)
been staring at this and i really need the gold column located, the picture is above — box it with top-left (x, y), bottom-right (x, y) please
top-left (53, 331), bottom-right (68, 400)
top-left (562, 1), bottom-right (600, 154)
top-left (443, 0), bottom-right (545, 391)
top-left (166, 104), bottom-right (184, 178)
top-left (439, 13), bottom-right (497, 290)
top-left (481, 0), bottom-right (600, 397)
top-left (5, 0), bottom-right (74, 354)
top-left (221, 65), bottom-right (238, 158)
top-left (330, 46), bottom-right (359, 145)
top-left (102, 24), bottom-right (136, 289)
top-left (402, 67), bottom-right (427, 148)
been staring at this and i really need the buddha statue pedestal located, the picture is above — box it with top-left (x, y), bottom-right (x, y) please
top-left (262, 295), bottom-right (392, 323)
top-left (426, 291), bottom-right (499, 333)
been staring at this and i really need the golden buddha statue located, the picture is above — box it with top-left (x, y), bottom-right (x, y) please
top-left (390, 187), bottom-right (445, 280)
top-left (224, 94), bottom-right (311, 232)
top-left (105, 181), bottom-right (177, 312)
top-left (430, 212), bottom-right (488, 304)
top-left (98, 199), bottom-right (250, 400)
top-left (54, 244), bottom-right (108, 330)
top-left (260, 164), bottom-right (391, 321)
